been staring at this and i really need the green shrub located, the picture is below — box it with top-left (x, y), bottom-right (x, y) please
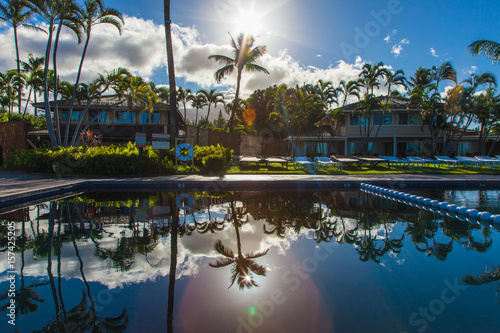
top-left (4, 142), bottom-right (231, 175)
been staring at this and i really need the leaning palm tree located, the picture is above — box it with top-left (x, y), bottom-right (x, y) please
top-left (63, 0), bottom-right (123, 146)
top-left (197, 88), bottom-right (224, 127)
top-left (0, 0), bottom-right (43, 115)
top-left (468, 40), bottom-right (500, 63)
top-left (209, 33), bottom-right (269, 132)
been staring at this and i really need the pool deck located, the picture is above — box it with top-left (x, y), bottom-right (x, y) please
top-left (1, 170), bottom-right (500, 212)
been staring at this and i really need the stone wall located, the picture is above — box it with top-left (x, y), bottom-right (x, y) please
top-left (0, 121), bottom-right (25, 165)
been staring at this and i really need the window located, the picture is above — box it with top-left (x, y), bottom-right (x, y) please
top-left (88, 110), bottom-right (110, 123)
top-left (350, 142), bottom-right (373, 155)
top-left (457, 142), bottom-right (471, 155)
top-left (406, 142), bottom-right (420, 153)
top-left (350, 114), bottom-right (369, 126)
top-left (373, 113), bottom-right (393, 125)
top-left (398, 112), bottom-right (419, 125)
top-left (60, 111), bottom-right (82, 122)
top-left (115, 111), bottom-right (135, 124)
top-left (140, 112), bottom-right (160, 124)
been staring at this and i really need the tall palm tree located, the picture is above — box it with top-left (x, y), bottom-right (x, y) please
top-left (197, 88), bottom-right (224, 127)
top-left (190, 93), bottom-right (207, 126)
top-left (0, 0), bottom-right (43, 115)
top-left (63, 0), bottom-right (123, 146)
top-left (209, 33), bottom-right (269, 132)
top-left (20, 54), bottom-right (44, 116)
top-left (51, 0), bottom-right (82, 146)
top-left (164, 0), bottom-right (177, 144)
top-left (467, 40), bottom-right (500, 63)
top-left (176, 86), bottom-right (191, 124)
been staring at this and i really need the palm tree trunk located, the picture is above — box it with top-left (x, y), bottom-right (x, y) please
top-left (230, 69), bottom-right (243, 132)
top-left (23, 88), bottom-right (32, 118)
top-left (43, 24), bottom-right (57, 147)
top-left (52, 19), bottom-right (65, 147)
top-left (164, 0), bottom-right (177, 142)
top-left (65, 33), bottom-right (91, 147)
top-left (14, 25), bottom-right (22, 115)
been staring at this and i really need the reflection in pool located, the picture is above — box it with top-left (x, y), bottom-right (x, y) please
top-left (1, 189), bottom-right (500, 332)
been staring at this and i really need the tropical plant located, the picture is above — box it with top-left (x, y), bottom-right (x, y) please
top-left (20, 54), bottom-right (45, 117)
top-left (467, 40), bottom-right (500, 63)
top-left (63, 0), bottom-right (123, 146)
top-left (197, 88), bottom-right (224, 127)
top-left (209, 33), bottom-right (269, 132)
top-left (0, 0), bottom-right (43, 115)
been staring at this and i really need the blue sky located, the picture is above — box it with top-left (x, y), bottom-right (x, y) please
top-left (0, 0), bottom-right (499, 109)
top-left (104, 0), bottom-right (500, 93)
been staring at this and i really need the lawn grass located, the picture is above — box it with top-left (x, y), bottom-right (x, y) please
top-left (225, 163), bottom-right (500, 175)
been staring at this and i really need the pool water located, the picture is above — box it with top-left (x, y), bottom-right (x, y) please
top-left (1, 189), bottom-right (500, 332)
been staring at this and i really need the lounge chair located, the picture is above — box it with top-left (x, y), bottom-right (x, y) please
top-left (292, 156), bottom-right (317, 171)
top-left (404, 156), bottom-right (440, 168)
top-left (332, 156), bottom-right (360, 167)
top-left (314, 156), bottom-right (343, 171)
top-left (378, 156), bottom-right (413, 168)
top-left (356, 156), bottom-right (388, 167)
top-left (475, 156), bottom-right (500, 169)
top-left (456, 156), bottom-right (482, 169)
top-left (239, 156), bottom-right (266, 168)
top-left (265, 157), bottom-right (289, 169)
top-left (435, 156), bottom-right (462, 168)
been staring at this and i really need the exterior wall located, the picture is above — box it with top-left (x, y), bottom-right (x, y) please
top-left (0, 121), bottom-right (25, 164)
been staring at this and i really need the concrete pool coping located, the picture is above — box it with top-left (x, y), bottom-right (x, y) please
top-left (2, 170), bottom-right (500, 212)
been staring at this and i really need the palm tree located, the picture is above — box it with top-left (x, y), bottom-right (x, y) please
top-left (164, 0), bottom-right (177, 144)
top-left (209, 33), bottom-right (269, 132)
top-left (197, 88), bottom-right (224, 127)
top-left (190, 93), bottom-right (207, 126)
top-left (176, 86), bottom-right (191, 125)
top-left (467, 40), bottom-right (500, 63)
top-left (209, 200), bottom-right (269, 290)
top-left (0, 0), bottom-right (43, 115)
top-left (63, 0), bottom-right (123, 146)
top-left (20, 54), bottom-right (44, 117)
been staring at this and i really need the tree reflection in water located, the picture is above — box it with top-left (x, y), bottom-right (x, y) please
top-left (210, 198), bottom-right (269, 290)
top-left (0, 189), bottom-right (499, 331)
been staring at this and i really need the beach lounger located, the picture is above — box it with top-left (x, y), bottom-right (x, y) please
top-left (456, 156), bottom-right (482, 169)
top-left (379, 156), bottom-right (413, 168)
top-left (292, 156), bottom-right (317, 171)
top-left (404, 156), bottom-right (440, 168)
top-left (239, 156), bottom-right (266, 168)
top-left (356, 156), bottom-right (387, 167)
top-left (265, 157), bottom-right (289, 169)
top-left (332, 156), bottom-right (360, 167)
top-left (435, 156), bottom-right (462, 168)
top-left (314, 156), bottom-right (343, 171)
top-left (475, 156), bottom-right (500, 169)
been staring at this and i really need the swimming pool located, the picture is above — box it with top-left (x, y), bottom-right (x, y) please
top-left (1, 189), bottom-right (499, 332)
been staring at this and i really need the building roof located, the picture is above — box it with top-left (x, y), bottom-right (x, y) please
top-left (337, 97), bottom-right (423, 112)
top-left (32, 95), bottom-right (185, 125)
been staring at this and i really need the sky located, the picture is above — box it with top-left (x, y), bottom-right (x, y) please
top-left (0, 0), bottom-right (499, 117)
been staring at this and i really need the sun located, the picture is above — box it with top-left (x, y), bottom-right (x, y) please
top-left (233, 10), bottom-right (264, 36)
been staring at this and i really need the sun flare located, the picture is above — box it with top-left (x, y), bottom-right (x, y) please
top-left (233, 10), bottom-right (264, 36)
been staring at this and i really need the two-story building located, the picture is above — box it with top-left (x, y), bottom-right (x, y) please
top-left (32, 95), bottom-right (185, 144)
top-left (288, 97), bottom-right (493, 157)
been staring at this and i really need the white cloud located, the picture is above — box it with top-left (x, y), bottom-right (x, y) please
top-left (384, 29), bottom-right (397, 43)
top-left (391, 44), bottom-right (403, 57)
top-left (430, 47), bottom-right (439, 57)
top-left (0, 16), bottom-right (368, 100)
top-left (390, 39), bottom-right (409, 58)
